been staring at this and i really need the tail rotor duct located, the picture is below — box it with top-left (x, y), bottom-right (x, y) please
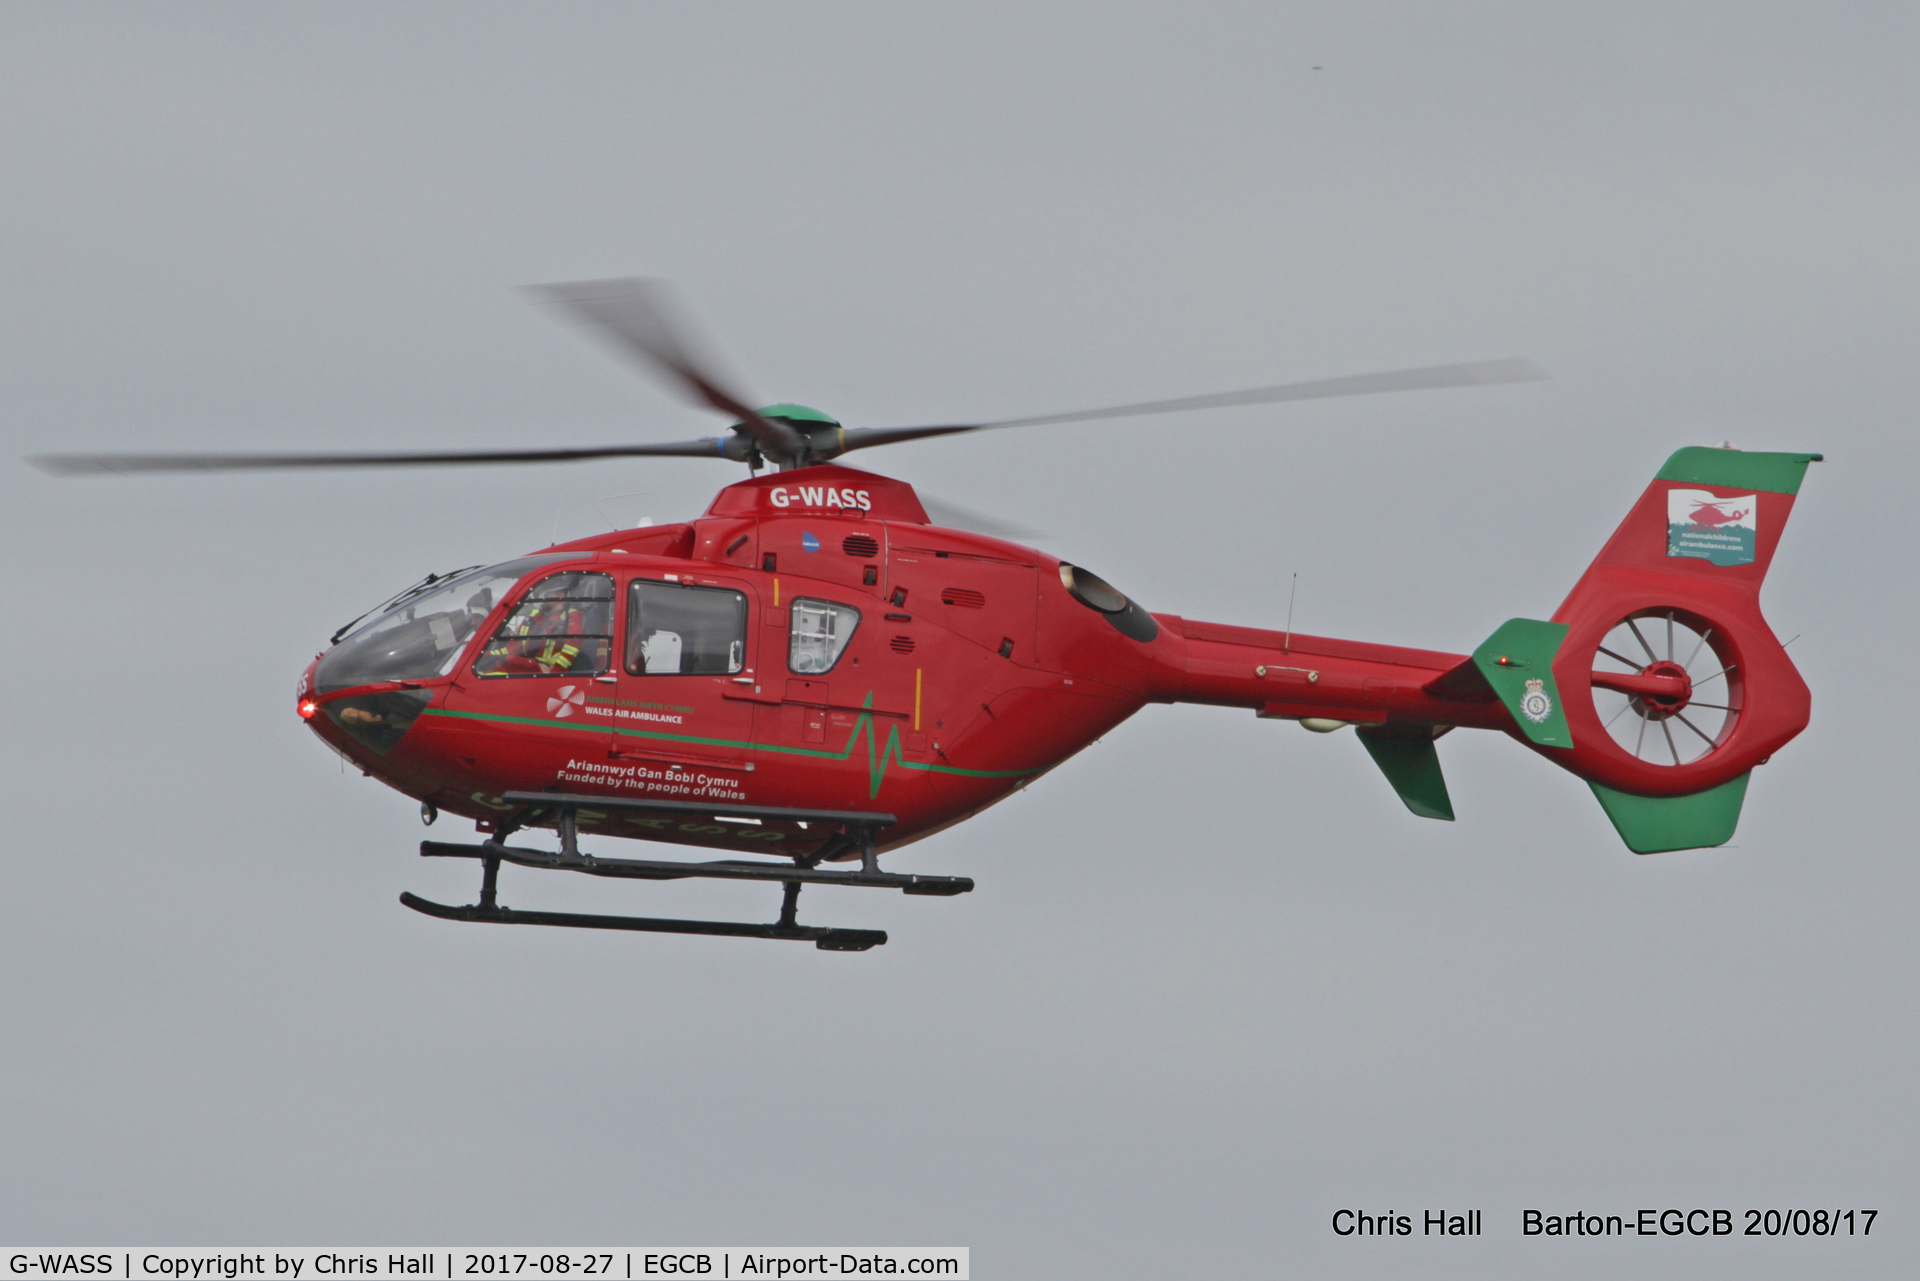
top-left (1589, 608), bottom-right (1742, 767)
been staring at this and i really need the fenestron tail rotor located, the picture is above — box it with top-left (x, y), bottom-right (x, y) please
top-left (28, 277), bottom-right (1548, 478)
top-left (1590, 609), bottom-right (1742, 767)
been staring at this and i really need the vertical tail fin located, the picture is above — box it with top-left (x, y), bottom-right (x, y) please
top-left (1483, 447), bottom-right (1820, 851)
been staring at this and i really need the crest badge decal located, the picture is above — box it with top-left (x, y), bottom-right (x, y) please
top-left (547, 685), bottom-right (588, 718)
top-left (1520, 678), bottom-right (1553, 724)
top-left (1667, 488), bottom-right (1758, 566)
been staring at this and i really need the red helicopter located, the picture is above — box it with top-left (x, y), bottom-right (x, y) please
top-left (35, 280), bottom-right (1821, 950)
top-left (1685, 497), bottom-right (1753, 528)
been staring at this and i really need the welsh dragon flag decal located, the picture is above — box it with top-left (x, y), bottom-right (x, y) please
top-left (1667, 488), bottom-right (1757, 566)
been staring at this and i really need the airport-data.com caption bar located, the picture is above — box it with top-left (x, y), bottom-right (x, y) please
top-left (5, 1252), bottom-right (967, 1281)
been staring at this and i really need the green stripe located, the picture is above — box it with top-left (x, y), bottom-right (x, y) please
top-left (422, 693), bottom-right (1035, 799)
top-left (428, 706), bottom-right (739, 750)
top-left (1654, 447), bottom-right (1822, 496)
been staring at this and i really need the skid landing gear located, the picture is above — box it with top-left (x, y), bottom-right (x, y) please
top-left (397, 792), bottom-right (972, 951)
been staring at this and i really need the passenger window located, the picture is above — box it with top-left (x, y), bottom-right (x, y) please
top-left (790, 598), bottom-right (861, 674)
top-left (627, 580), bottom-right (748, 675)
top-left (473, 572), bottom-right (615, 678)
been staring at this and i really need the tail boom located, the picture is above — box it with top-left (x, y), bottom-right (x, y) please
top-left (1143, 618), bottom-right (1511, 732)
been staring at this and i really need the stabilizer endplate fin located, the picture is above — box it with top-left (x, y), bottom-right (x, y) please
top-left (1471, 618), bottom-right (1573, 749)
top-left (1588, 772), bottom-right (1751, 854)
top-left (1357, 728), bottom-right (1455, 822)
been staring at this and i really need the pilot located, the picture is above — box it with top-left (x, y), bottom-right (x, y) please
top-left (477, 576), bottom-right (610, 676)
top-left (511, 592), bottom-right (584, 674)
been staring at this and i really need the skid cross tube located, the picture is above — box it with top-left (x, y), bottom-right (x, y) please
top-left (398, 793), bottom-right (970, 948)
top-left (483, 790), bottom-right (967, 891)
top-left (418, 839), bottom-right (973, 894)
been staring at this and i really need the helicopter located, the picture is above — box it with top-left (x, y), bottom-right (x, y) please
top-left (33, 279), bottom-right (1821, 951)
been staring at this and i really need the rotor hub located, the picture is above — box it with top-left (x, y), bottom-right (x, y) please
top-left (1633, 659), bottom-right (1693, 720)
top-left (1590, 656), bottom-right (1694, 721)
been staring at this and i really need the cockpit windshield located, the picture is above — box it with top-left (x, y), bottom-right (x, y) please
top-left (315, 555), bottom-right (575, 693)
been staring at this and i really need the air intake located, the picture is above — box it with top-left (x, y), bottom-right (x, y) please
top-left (941, 587), bottom-right (986, 609)
top-left (842, 534), bottom-right (880, 558)
top-left (889, 635), bottom-right (916, 654)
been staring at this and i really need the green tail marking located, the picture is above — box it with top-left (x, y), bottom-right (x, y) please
top-left (1357, 729), bottom-right (1455, 821)
top-left (1655, 447), bottom-right (1822, 496)
top-left (1472, 618), bottom-right (1573, 749)
top-left (1589, 773), bottom-right (1750, 854)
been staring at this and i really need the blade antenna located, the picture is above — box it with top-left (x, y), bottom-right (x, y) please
top-left (596, 490), bottom-right (652, 531)
top-left (1283, 573), bottom-right (1298, 654)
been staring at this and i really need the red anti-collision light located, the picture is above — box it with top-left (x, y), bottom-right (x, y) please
top-left (298, 699), bottom-right (318, 720)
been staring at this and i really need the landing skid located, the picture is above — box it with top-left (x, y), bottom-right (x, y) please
top-left (399, 885), bottom-right (889, 951)
top-left (399, 792), bottom-right (972, 950)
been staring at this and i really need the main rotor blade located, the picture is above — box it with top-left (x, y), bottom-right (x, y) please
top-left (30, 438), bottom-right (737, 476)
top-left (836, 356), bottom-right (1549, 453)
top-left (917, 494), bottom-right (1048, 542)
top-left (526, 278), bottom-right (804, 461)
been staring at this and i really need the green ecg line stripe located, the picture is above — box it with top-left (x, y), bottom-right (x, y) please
top-left (422, 693), bottom-right (1035, 799)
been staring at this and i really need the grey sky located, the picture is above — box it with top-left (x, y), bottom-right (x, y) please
top-left (2, 4), bottom-right (1914, 1276)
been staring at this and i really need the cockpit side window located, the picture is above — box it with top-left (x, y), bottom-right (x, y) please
top-left (473, 571), bottom-right (616, 678)
top-left (626, 580), bottom-right (747, 675)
